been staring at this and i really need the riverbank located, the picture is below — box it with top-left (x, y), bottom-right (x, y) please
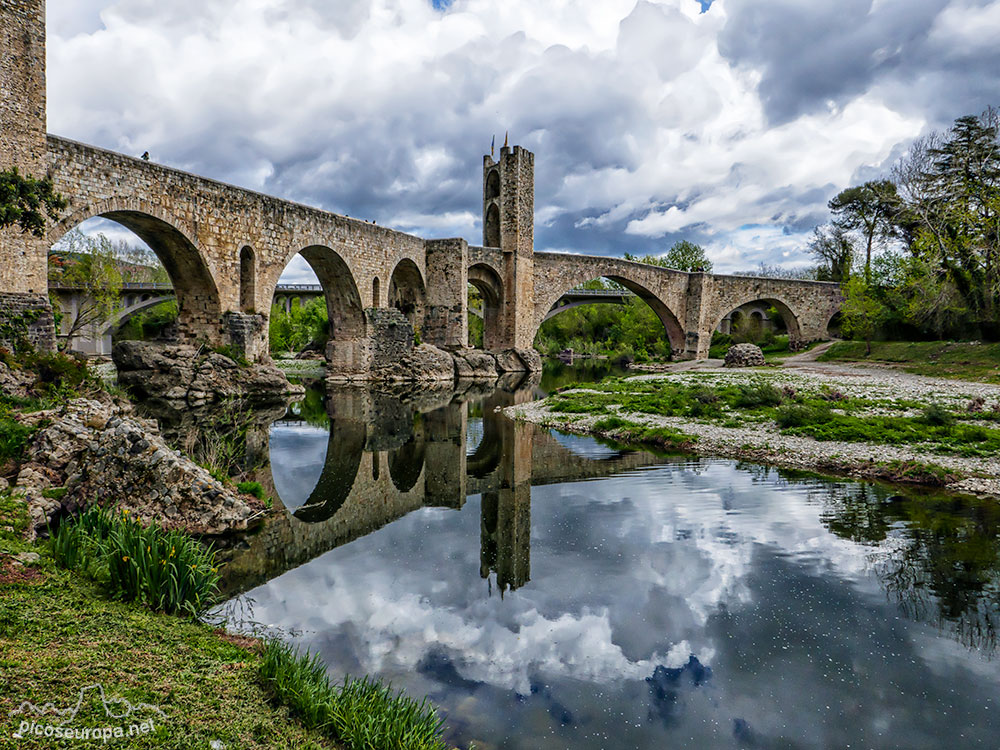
top-left (505, 363), bottom-right (1000, 497)
top-left (817, 340), bottom-right (1000, 384)
top-left (0, 501), bottom-right (336, 749)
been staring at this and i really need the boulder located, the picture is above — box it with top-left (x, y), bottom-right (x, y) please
top-left (113, 341), bottom-right (303, 407)
top-left (495, 348), bottom-right (543, 373)
top-left (13, 398), bottom-right (267, 540)
top-left (724, 343), bottom-right (766, 368)
top-left (375, 344), bottom-right (456, 382)
top-left (453, 349), bottom-right (499, 380)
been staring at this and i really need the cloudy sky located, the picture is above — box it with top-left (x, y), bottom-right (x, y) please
top-left (46, 0), bottom-right (1000, 279)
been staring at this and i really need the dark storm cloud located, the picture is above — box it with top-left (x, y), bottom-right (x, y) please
top-left (719, 0), bottom-right (1000, 129)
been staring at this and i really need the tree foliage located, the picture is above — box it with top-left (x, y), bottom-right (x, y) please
top-left (625, 240), bottom-right (713, 272)
top-left (47, 232), bottom-right (123, 350)
top-left (0, 168), bottom-right (66, 237)
top-left (823, 106), bottom-right (1000, 342)
top-left (269, 297), bottom-right (328, 354)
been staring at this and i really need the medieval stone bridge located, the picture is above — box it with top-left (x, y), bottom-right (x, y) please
top-left (0, 0), bottom-right (842, 370)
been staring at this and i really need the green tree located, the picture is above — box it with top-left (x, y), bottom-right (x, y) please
top-left (626, 240), bottom-right (713, 272)
top-left (828, 179), bottom-right (898, 282)
top-left (49, 232), bottom-right (123, 350)
top-left (0, 168), bottom-right (66, 237)
top-left (808, 224), bottom-right (854, 282)
top-left (269, 297), bottom-right (328, 355)
top-left (839, 274), bottom-right (888, 355)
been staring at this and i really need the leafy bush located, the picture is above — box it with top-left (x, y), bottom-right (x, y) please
top-left (776, 404), bottom-right (832, 428)
top-left (593, 416), bottom-right (629, 431)
top-left (260, 639), bottom-right (449, 750)
top-left (0, 412), bottom-right (35, 464)
top-left (236, 480), bottom-right (266, 500)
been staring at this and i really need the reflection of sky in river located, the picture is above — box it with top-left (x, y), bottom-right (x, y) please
top-left (248, 438), bottom-right (1000, 749)
top-left (268, 423), bottom-right (328, 510)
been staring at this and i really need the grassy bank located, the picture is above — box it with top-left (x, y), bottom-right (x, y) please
top-left (817, 341), bottom-right (1000, 383)
top-left (0, 514), bottom-right (333, 748)
top-left (0, 498), bottom-right (454, 750)
top-left (514, 369), bottom-right (1000, 494)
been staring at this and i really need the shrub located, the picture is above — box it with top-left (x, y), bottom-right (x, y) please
top-left (236, 480), bottom-right (266, 500)
top-left (735, 381), bottom-right (783, 408)
top-left (819, 387), bottom-right (848, 402)
top-left (593, 416), bottom-right (629, 431)
top-left (920, 403), bottom-right (954, 426)
top-left (967, 397), bottom-right (986, 413)
top-left (0, 413), bottom-right (35, 464)
top-left (776, 404), bottom-right (832, 429)
top-left (260, 639), bottom-right (449, 750)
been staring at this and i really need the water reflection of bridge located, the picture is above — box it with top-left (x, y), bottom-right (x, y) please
top-left (216, 377), bottom-right (669, 597)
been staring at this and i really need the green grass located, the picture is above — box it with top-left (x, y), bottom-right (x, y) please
top-left (818, 340), bottom-right (1000, 383)
top-left (260, 640), bottom-right (449, 750)
top-left (0, 547), bottom-right (334, 748)
top-left (545, 374), bottom-right (1000, 458)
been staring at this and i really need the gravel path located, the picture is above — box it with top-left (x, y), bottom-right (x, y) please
top-left (506, 362), bottom-right (1000, 497)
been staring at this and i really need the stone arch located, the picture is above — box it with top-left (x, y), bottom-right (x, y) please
top-left (48, 202), bottom-right (222, 343)
top-left (291, 417), bottom-right (366, 524)
top-left (372, 277), bottom-right (380, 307)
top-left (484, 204), bottom-right (500, 248)
top-left (295, 245), bottom-right (367, 373)
top-left (468, 263), bottom-right (505, 351)
top-left (389, 435), bottom-right (426, 493)
top-left (239, 246), bottom-right (255, 313)
top-left (388, 258), bottom-right (426, 332)
top-left (712, 297), bottom-right (802, 346)
top-left (485, 169), bottom-right (500, 201)
top-left (534, 274), bottom-right (686, 355)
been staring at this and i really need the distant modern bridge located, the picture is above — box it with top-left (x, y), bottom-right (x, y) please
top-left (1, 0), bottom-right (843, 370)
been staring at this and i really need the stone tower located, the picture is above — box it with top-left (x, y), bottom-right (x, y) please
top-left (482, 144), bottom-right (535, 350)
top-left (0, 0), bottom-right (54, 347)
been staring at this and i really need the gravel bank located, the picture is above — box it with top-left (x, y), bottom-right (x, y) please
top-left (505, 364), bottom-right (1000, 497)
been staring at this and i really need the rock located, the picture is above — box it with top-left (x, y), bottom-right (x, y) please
top-left (453, 349), bottom-right (499, 380)
top-left (0, 361), bottom-right (35, 400)
top-left (371, 344), bottom-right (456, 382)
top-left (495, 348), bottom-right (543, 373)
top-left (113, 341), bottom-right (303, 406)
top-left (13, 398), bottom-right (267, 540)
top-left (724, 343), bottom-right (766, 368)
top-left (14, 552), bottom-right (40, 564)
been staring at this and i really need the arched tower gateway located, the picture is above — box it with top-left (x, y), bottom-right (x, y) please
top-left (482, 144), bottom-right (536, 350)
top-left (0, 0), bottom-right (55, 349)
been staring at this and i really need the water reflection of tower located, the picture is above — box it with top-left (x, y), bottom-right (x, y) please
top-left (477, 388), bottom-right (533, 595)
top-left (480, 486), bottom-right (531, 595)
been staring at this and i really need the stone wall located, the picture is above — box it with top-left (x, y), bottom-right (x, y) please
top-left (367, 308), bottom-right (415, 369)
top-left (0, 0), bottom-right (49, 297)
top-left (0, 293), bottom-right (54, 352)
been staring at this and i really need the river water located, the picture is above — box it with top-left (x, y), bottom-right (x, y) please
top-left (215, 365), bottom-right (1000, 749)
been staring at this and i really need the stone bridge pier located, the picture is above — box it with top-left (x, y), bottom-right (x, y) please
top-left (1, 0), bottom-right (842, 371)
